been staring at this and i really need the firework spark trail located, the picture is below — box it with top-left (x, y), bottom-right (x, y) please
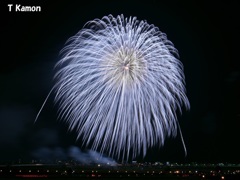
top-left (38, 14), bottom-right (190, 161)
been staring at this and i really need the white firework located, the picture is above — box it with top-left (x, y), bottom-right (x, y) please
top-left (39, 14), bottom-right (190, 160)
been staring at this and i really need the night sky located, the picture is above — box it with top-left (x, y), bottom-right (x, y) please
top-left (1, 1), bottom-right (239, 163)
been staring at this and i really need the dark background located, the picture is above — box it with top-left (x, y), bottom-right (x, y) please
top-left (1, 0), bottom-right (239, 163)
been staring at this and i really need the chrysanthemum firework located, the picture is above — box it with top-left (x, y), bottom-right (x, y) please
top-left (46, 14), bottom-right (190, 160)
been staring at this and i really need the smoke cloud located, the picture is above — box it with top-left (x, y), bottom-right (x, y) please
top-left (32, 146), bottom-right (117, 165)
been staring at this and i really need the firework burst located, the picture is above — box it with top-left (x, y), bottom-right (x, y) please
top-left (39, 14), bottom-right (190, 161)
